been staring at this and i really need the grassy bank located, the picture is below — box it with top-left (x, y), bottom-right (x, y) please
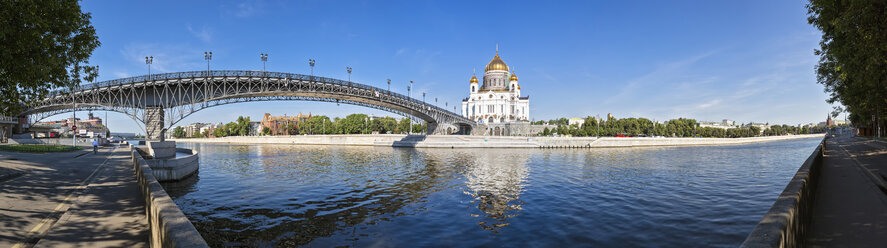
top-left (0, 144), bottom-right (83, 153)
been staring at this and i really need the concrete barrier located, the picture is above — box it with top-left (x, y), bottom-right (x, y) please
top-left (127, 143), bottom-right (209, 247)
top-left (740, 139), bottom-right (825, 248)
top-left (139, 147), bottom-right (199, 181)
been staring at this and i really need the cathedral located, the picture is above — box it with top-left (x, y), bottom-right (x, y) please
top-left (461, 51), bottom-right (530, 124)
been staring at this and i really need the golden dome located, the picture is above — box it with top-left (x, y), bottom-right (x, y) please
top-left (470, 74), bottom-right (478, 84)
top-left (509, 72), bottom-right (518, 81)
top-left (485, 54), bottom-right (509, 72)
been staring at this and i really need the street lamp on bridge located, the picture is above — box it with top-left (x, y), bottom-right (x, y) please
top-left (409, 80), bottom-right (413, 99)
top-left (346, 67), bottom-right (352, 82)
top-left (260, 53), bottom-right (268, 72)
top-left (204, 52), bottom-right (212, 76)
top-left (422, 92), bottom-right (426, 103)
top-left (387, 78), bottom-right (391, 92)
top-left (145, 56), bottom-right (153, 80)
top-left (308, 59), bottom-right (315, 76)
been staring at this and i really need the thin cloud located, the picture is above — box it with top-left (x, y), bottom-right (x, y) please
top-left (234, 0), bottom-right (263, 18)
top-left (120, 42), bottom-right (204, 74)
top-left (186, 24), bottom-right (212, 43)
top-left (605, 51), bottom-right (716, 105)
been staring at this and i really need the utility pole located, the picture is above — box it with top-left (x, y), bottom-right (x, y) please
top-left (597, 115), bottom-right (600, 137)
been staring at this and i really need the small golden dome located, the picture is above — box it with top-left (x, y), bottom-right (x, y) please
top-left (470, 74), bottom-right (478, 84)
top-left (485, 54), bottom-right (509, 72)
top-left (509, 72), bottom-right (518, 81)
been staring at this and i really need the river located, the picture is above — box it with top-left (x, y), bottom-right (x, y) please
top-left (161, 137), bottom-right (823, 247)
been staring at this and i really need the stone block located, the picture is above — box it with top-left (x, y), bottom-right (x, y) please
top-left (147, 141), bottom-right (176, 159)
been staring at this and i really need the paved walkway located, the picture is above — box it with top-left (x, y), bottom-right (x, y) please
top-left (0, 145), bottom-right (147, 248)
top-left (807, 134), bottom-right (887, 247)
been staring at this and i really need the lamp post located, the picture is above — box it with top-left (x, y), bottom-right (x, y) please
top-left (387, 78), bottom-right (391, 92)
top-left (145, 56), bottom-right (153, 80)
top-left (346, 67), bottom-right (352, 82)
top-left (260, 53), bottom-right (268, 72)
top-left (597, 115), bottom-right (600, 137)
top-left (422, 92), bottom-right (426, 103)
top-left (308, 59), bottom-right (315, 76)
top-left (204, 52), bottom-right (212, 76)
top-left (408, 80), bottom-right (413, 99)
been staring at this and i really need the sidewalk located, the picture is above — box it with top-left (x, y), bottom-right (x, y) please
top-left (806, 135), bottom-right (887, 247)
top-left (0, 146), bottom-right (147, 247)
top-left (33, 147), bottom-right (148, 247)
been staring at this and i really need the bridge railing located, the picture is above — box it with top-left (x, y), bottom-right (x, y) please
top-left (0, 115), bottom-right (17, 123)
top-left (42, 70), bottom-right (470, 123)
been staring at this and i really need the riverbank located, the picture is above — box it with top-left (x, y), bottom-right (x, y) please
top-left (171, 133), bottom-right (824, 148)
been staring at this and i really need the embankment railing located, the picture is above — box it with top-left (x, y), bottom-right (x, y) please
top-left (126, 142), bottom-right (209, 247)
top-left (740, 139), bottom-right (825, 247)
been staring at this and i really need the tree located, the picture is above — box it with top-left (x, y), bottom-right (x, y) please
top-left (0, 1), bottom-right (101, 115)
top-left (807, 1), bottom-right (886, 133)
top-left (262, 126), bottom-right (271, 136)
top-left (172, 126), bottom-right (185, 138)
top-left (192, 130), bottom-right (204, 138)
top-left (398, 118), bottom-right (411, 134)
top-left (542, 127), bottom-right (550, 136)
top-left (235, 116), bottom-right (251, 136)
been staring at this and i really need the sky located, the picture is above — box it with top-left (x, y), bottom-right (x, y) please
top-left (61, 0), bottom-right (832, 134)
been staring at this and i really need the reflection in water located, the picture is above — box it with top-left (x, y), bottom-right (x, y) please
top-left (461, 150), bottom-right (529, 232)
top-left (163, 138), bottom-right (824, 247)
top-left (164, 144), bottom-right (463, 247)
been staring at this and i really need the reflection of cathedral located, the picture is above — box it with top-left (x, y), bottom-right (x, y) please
top-left (462, 149), bottom-right (530, 232)
top-left (461, 49), bottom-right (530, 124)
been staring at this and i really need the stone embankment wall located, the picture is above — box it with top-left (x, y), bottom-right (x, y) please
top-left (138, 147), bottom-right (199, 181)
top-left (126, 143), bottom-right (209, 247)
top-left (173, 133), bottom-right (824, 148)
top-left (741, 139), bottom-right (825, 247)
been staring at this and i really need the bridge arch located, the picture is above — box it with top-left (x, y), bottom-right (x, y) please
top-left (22, 70), bottom-right (476, 139)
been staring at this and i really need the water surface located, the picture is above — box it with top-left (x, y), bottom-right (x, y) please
top-left (162, 137), bottom-right (822, 247)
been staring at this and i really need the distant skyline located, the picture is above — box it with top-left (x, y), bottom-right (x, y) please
top-left (50, 0), bottom-right (833, 134)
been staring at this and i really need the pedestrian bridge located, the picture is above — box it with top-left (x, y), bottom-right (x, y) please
top-left (20, 70), bottom-right (477, 139)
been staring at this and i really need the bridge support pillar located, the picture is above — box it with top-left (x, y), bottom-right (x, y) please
top-left (427, 122), bottom-right (439, 135)
top-left (145, 106), bottom-right (165, 141)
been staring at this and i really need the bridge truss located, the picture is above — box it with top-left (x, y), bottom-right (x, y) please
top-left (22, 70), bottom-right (477, 139)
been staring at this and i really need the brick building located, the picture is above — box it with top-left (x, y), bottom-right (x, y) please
top-left (261, 113), bottom-right (311, 135)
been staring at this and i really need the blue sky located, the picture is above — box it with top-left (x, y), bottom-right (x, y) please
top-left (68, 0), bottom-right (831, 134)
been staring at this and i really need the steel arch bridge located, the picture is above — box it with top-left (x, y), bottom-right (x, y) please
top-left (20, 70), bottom-right (477, 139)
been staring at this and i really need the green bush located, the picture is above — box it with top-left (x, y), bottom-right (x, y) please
top-left (0, 144), bottom-right (83, 153)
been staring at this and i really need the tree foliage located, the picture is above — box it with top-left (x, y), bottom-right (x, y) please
top-left (172, 126), bottom-right (185, 138)
top-left (807, 0), bottom-right (886, 131)
top-left (535, 116), bottom-right (828, 138)
top-left (0, 0), bottom-right (101, 115)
